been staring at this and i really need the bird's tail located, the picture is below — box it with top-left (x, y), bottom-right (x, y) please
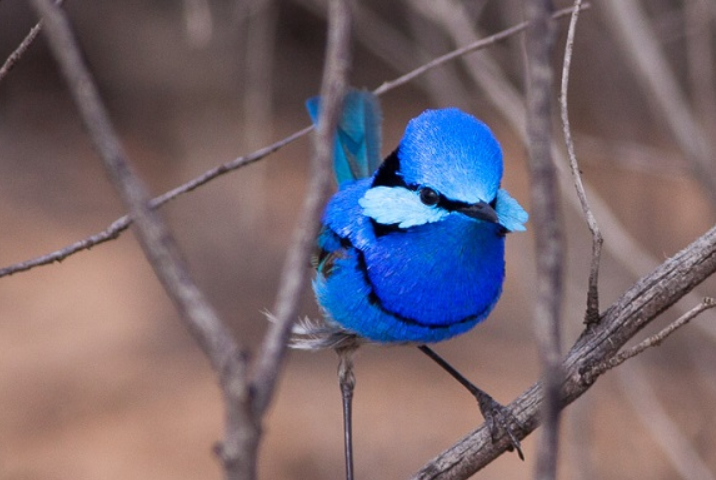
top-left (306, 88), bottom-right (383, 186)
top-left (264, 311), bottom-right (363, 351)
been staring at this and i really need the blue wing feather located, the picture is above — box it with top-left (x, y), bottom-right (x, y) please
top-left (306, 89), bottom-right (382, 185)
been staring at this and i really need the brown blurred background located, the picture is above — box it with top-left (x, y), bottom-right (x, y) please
top-left (2, 0), bottom-right (716, 479)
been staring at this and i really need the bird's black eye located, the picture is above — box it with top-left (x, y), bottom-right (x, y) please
top-left (419, 187), bottom-right (440, 206)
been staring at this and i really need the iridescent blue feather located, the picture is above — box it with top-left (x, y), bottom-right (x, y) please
top-left (306, 89), bottom-right (382, 185)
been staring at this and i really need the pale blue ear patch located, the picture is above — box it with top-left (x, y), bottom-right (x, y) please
top-left (359, 186), bottom-right (448, 228)
top-left (495, 189), bottom-right (528, 232)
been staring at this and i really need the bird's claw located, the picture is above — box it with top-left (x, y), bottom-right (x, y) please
top-left (478, 395), bottom-right (525, 461)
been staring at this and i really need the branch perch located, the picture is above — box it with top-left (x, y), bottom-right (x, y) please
top-left (411, 224), bottom-right (716, 479)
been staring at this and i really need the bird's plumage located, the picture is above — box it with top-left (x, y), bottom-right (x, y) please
top-left (300, 89), bottom-right (527, 347)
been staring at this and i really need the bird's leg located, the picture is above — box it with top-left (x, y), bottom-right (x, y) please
top-left (418, 345), bottom-right (524, 460)
top-left (337, 346), bottom-right (357, 480)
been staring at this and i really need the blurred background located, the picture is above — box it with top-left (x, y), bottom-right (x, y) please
top-left (2, 0), bottom-right (716, 479)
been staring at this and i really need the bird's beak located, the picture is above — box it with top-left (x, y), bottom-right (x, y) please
top-left (458, 201), bottom-right (499, 223)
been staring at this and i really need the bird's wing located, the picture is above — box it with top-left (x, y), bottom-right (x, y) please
top-left (306, 88), bottom-right (382, 185)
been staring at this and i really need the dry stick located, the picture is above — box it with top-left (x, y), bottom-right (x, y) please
top-left (249, 0), bottom-right (352, 418)
top-left (0, 4), bottom-right (586, 280)
top-left (525, 3), bottom-right (563, 480)
top-left (0, 20), bottom-right (43, 82)
top-left (374, 4), bottom-right (586, 96)
top-left (411, 225), bottom-right (716, 480)
top-left (27, 2), bottom-right (256, 479)
top-left (583, 297), bottom-right (716, 382)
top-left (0, 0), bottom-right (64, 83)
top-left (559, 0), bottom-right (602, 325)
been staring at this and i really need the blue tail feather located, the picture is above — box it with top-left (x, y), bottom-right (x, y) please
top-left (306, 89), bottom-right (382, 185)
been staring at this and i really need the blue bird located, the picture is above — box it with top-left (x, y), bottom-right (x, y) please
top-left (298, 89), bottom-right (528, 476)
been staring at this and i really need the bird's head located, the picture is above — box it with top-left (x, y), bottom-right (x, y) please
top-left (359, 108), bottom-right (528, 233)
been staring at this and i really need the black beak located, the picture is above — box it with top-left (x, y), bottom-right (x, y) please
top-left (458, 200), bottom-right (499, 223)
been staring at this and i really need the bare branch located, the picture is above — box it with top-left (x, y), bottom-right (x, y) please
top-left (0, 125), bottom-right (311, 279)
top-left (0, 0), bottom-right (64, 84)
top-left (583, 298), bottom-right (716, 381)
top-left (249, 0), bottom-right (352, 418)
top-left (27, 2), bottom-right (251, 478)
top-left (411, 224), bottom-right (716, 479)
top-left (560, 0), bottom-right (602, 325)
top-left (374, 4), bottom-right (589, 96)
top-left (524, 2), bottom-right (563, 480)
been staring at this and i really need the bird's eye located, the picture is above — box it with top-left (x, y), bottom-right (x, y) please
top-left (419, 187), bottom-right (440, 206)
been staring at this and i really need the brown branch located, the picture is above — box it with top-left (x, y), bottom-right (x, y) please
top-left (0, 0), bottom-right (64, 84)
top-left (410, 224), bottom-right (716, 479)
top-left (583, 297), bottom-right (716, 381)
top-left (27, 2), bottom-right (252, 479)
top-left (524, 2), bottom-right (563, 480)
top-left (249, 0), bottom-right (352, 419)
top-left (373, 3), bottom-right (589, 96)
top-left (0, 3), bottom-right (587, 281)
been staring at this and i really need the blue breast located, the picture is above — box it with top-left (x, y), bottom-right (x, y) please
top-left (315, 180), bottom-right (506, 344)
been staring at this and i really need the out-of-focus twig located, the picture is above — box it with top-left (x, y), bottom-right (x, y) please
top-left (524, 3), bottom-right (563, 480)
top-left (617, 361), bottom-right (716, 480)
top-left (249, 0), bottom-right (352, 417)
top-left (560, 0), bottom-right (602, 325)
top-left (183, 0), bottom-right (213, 48)
top-left (374, 4), bottom-right (589, 96)
top-left (0, 0), bottom-right (64, 84)
top-left (28, 1), bottom-right (255, 479)
top-left (237, 0), bottom-right (277, 231)
top-left (685, 0), bottom-right (716, 141)
top-left (406, 5), bottom-right (470, 106)
top-left (600, 0), bottom-right (716, 208)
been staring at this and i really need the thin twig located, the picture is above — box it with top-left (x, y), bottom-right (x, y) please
top-left (28, 2), bottom-right (251, 479)
top-left (560, 0), bottom-right (602, 325)
top-left (583, 298), bottom-right (716, 381)
top-left (248, 0), bottom-right (352, 417)
top-left (0, 0), bottom-right (64, 84)
top-left (0, 4), bottom-right (586, 281)
top-left (0, 126), bottom-right (311, 279)
top-left (374, 3), bottom-right (589, 96)
top-left (525, 2), bottom-right (563, 480)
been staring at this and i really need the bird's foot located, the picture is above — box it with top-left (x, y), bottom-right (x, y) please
top-left (476, 393), bottom-right (525, 461)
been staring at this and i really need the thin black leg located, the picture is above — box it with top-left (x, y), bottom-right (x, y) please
top-left (418, 345), bottom-right (524, 460)
top-left (337, 347), bottom-right (356, 480)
